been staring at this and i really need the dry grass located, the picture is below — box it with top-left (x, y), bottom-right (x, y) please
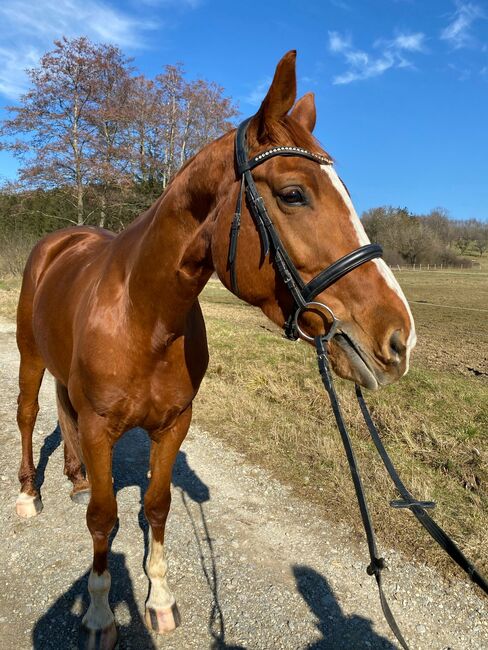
top-left (194, 277), bottom-right (488, 579)
top-left (0, 276), bottom-right (21, 321)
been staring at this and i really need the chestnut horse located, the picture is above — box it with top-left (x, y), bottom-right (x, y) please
top-left (15, 51), bottom-right (415, 648)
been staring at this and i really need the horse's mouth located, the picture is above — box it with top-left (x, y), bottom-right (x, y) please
top-left (333, 332), bottom-right (379, 390)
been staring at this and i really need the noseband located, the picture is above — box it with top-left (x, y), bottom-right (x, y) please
top-left (228, 117), bottom-right (383, 340)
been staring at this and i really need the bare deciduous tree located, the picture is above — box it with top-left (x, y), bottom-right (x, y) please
top-left (0, 37), bottom-right (238, 232)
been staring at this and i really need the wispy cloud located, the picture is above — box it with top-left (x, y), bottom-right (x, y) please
top-left (241, 77), bottom-right (272, 107)
top-left (440, 1), bottom-right (485, 49)
top-left (0, 0), bottom-right (166, 99)
top-left (328, 0), bottom-right (352, 11)
top-left (0, 46), bottom-right (40, 98)
top-left (448, 62), bottom-right (472, 80)
top-left (328, 30), bottom-right (427, 85)
top-left (133, 0), bottom-right (202, 7)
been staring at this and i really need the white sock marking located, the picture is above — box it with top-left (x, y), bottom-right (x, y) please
top-left (145, 536), bottom-right (175, 610)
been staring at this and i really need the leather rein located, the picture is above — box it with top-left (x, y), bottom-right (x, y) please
top-left (227, 117), bottom-right (488, 649)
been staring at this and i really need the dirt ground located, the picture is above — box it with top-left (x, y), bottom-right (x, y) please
top-left (0, 318), bottom-right (487, 650)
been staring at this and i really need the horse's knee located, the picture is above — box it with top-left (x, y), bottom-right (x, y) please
top-left (86, 497), bottom-right (118, 539)
top-left (144, 491), bottom-right (171, 530)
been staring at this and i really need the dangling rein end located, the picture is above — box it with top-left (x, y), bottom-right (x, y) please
top-left (313, 335), bottom-right (488, 650)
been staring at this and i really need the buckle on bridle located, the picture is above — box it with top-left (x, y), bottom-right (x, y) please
top-left (293, 301), bottom-right (339, 342)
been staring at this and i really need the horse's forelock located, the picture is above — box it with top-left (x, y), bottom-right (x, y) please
top-left (248, 115), bottom-right (333, 163)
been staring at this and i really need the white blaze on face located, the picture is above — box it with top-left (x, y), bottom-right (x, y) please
top-left (320, 165), bottom-right (417, 370)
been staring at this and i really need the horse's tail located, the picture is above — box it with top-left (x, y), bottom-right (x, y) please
top-left (55, 380), bottom-right (83, 465)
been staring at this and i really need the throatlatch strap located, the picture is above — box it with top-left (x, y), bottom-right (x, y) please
top-left (314, 336), bottom-right (410, 650)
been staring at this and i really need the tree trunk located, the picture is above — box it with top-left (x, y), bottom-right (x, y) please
top-left (99, 194), bottom-right (106, 228)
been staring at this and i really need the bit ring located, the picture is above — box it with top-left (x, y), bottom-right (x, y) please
top-left (294, 301), bottom-right (339, 342)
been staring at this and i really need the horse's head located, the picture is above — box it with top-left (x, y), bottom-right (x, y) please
top-left (211, 51), bottom-right (415, 389)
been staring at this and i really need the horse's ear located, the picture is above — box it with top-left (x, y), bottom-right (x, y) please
top-left (255, 50), bottom-right (297, 141)
top-left (290, 92), bottom-right (316, 133)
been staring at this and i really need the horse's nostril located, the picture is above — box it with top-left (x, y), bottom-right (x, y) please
top-left (389, 329), bottom-right (406, 359)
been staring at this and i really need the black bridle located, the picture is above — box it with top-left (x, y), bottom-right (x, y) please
top-left (227, 117), bottom-right (488, 649)
top-left (228, 117), bottom-right (383, 340)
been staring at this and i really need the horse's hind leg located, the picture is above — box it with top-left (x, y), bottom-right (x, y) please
top-left (16, 351), bottom-right (45, 517)
top-left (56, 380), bottom-right (90, 504)
top-left (144, 406), bottom-right (191, 634)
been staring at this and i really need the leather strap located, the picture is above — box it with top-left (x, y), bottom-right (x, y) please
top-left (355, 384), bottom-right (488, 596)
top-left (315, 336), bottom-right (410, 650)
top-left (302, 244), bottom-right (382, 302)
top-left (315, 335), bottom-right (488, 648)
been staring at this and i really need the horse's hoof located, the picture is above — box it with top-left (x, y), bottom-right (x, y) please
top-left (16, 492), bottom-right (43, 518)
top-left (145, 602), bottom-right (181, 634)
top-left (79, 621), bottom-right (118, 650)
top-left (71, 488), bottom-right (91, 505)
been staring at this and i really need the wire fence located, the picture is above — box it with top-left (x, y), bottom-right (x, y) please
top-left (390, 262), bottom-right (483, 271)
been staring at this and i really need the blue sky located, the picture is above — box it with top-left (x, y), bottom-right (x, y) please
top-left (0, 0), bottom-right (487, 221)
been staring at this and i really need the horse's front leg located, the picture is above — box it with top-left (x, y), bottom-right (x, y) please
top-left (78, 411), bottom-right (118, 650)
top-left (144, 406), bottom-right (192, 634)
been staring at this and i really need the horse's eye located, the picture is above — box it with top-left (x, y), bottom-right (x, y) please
top-left (279, 187), bottom-right (306, 205)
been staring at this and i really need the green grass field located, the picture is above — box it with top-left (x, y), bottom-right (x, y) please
top-left (1, 267), bottom-right (486, 578)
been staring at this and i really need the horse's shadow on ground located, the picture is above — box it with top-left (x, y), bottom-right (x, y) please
top-left (32, 427), bottom-right (398, 650)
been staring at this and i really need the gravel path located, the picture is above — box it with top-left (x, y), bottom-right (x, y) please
top-left (0, 319), bottom-right (486, 650)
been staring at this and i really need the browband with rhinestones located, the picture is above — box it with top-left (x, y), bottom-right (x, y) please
top-left (238, 146), bottom-right (333, 174)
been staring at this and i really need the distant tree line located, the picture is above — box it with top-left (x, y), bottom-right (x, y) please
top-left (0, 36), bottom-right (238, 238)
top-left (0, 37), bottom-right (486, 273)
top-left (361, 206), bottom-right (488, 267)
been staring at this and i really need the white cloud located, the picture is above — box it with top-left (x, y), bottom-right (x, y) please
top-left (0, 46), bottom-right (39, 98)
top-left (448, 62), bottom-right (472, 80)
top-left (0, 0), bottom-right (164, 99)
top-left (440, 1), bottom-right (485, 49)
top-left (391, 32), bottom-right (426, 52)
top-left (134, 0), bottom-right (201, 6)
top-left (328, 0), bottom-right (352, 12)
top-left (242, 77), bottom-right (272, 107)
top-left (328, 29), bottom-right (427, 85)
top-left (328, 31), bottom-right (352, 54)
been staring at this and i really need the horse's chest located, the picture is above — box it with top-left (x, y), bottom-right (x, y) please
top-left (138, 366), bottom-right (193, 431)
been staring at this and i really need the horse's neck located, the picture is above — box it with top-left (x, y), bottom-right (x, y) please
top-left (114, 133), bottom-right (233, 332)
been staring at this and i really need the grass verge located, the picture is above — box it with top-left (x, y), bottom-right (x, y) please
top-left (195, 279), bottom-right (487, 579)
top-left (0, 276), bottom-right (21, 321)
